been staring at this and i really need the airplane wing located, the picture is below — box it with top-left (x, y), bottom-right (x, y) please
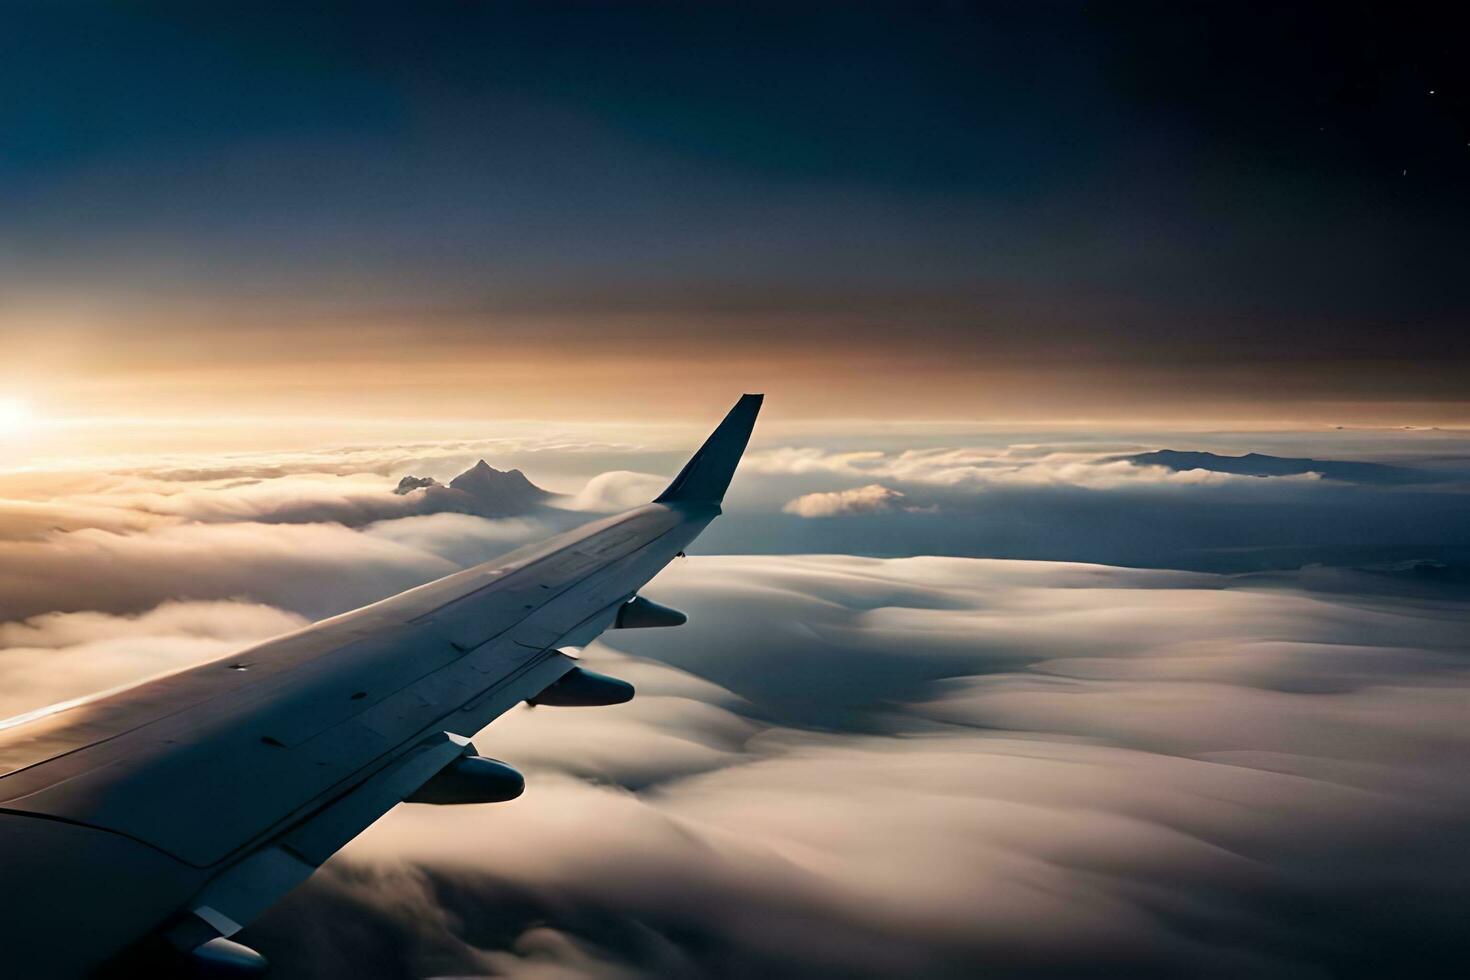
top-left (0, 394), bottom-right (762, 977)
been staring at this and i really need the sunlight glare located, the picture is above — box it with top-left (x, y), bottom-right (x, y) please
top-left (0, 397), bottom-right (34, 434)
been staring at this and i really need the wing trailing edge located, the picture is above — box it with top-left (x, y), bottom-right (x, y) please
top-left (654, 393), bottom-right (763, 504)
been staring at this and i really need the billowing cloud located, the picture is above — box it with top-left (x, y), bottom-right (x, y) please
top-left (0, 428), bottom-right (668, 541)
top-left (0, 465), bottom-right (559, 621)
top-left (0, 496), bottom-right (164, 540)
top-left (35, 432), bottom-right (653, 487)
top-left (1, 430), bottom-right (1468, 978)
top-left (747, 445), bottom-right (1311, 489)
top-left (46, 463), bottom-right (557, 528)
top-left (361, 513), bottom-right (551, 567)
top-left (226, 555), bottom-right (1470, 979)
top-left (782, 483), bottom-right (909, 517)
top-left (0, 599), bottom-right (306, 720)
top-left (0, 520), bottom-right (462, 621)
top-left (559, 471), bottom-right (670, 512)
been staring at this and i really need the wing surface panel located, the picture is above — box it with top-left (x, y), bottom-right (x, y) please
top-left (0, 503), bottom-right (713, 866)
top-left (0, 394), bottom-right (761, 974)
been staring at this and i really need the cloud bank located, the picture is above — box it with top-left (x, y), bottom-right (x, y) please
top-left (559, 471), bottom-right (670, 513)
top-left (746, 445), bottom-right (1263, 489)
top-left (225, 555), bottom-right (1470, 979)
top-left (782, 483), bottom-right (910, 517)
top-left (0, 600), bottom-right (307, 722)
top-left (0, 428), bottom-right (1467, 977)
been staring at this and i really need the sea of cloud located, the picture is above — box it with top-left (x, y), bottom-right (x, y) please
top-left (0, 427), bottom-right (1466, 977)
top-left (240, 556), bottom-right (1470, 979)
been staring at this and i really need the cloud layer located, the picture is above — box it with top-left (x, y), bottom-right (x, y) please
top-left (0, 428), bottom-right (1467, 977)
top-left (0, 599), bottom-right (307, 722)
top-left (225, 555), bottom-right (1470, 979)
top-left (782, 483), bottom-right (910, 517)
top-left (748, 445), bottom-right (1263, 489)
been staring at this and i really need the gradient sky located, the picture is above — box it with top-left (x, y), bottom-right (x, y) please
top-left (3, 11), bottom-right (1469, 973)
top-left (2, 1), bottom-right (1468, 423)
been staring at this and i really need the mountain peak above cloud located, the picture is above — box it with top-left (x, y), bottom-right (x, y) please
top-left (393, 475), bottom-right (440, 495)
top-left (395, 460), bottom-right (551, 518)
top-left (448, 460), bottom-right (543, 498)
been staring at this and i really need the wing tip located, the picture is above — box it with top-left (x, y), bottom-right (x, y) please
top-left (654, 394), bottom-right (764, 504)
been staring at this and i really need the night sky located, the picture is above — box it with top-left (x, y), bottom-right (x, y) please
top-left (2, 2), bottom-right (1468, 419)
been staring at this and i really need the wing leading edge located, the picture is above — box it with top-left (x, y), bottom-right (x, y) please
top-left (0, 394), bottom-right (762, 977)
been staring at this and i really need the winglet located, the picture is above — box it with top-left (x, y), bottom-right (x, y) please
top-left (655, 394), bottom-right (763, 504)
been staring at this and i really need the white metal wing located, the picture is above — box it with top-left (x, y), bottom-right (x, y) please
top-left (0, 394), bottom-right (762, 977)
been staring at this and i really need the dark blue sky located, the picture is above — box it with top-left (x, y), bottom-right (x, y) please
top-left (2, 1), bottom-right (1467, 419)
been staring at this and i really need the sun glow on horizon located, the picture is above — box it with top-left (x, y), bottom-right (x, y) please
top-left (0, 397), bottom-right (34, 435)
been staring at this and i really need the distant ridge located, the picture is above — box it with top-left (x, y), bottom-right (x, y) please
top-left (1126, 450), bottom-right (1435, 485)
